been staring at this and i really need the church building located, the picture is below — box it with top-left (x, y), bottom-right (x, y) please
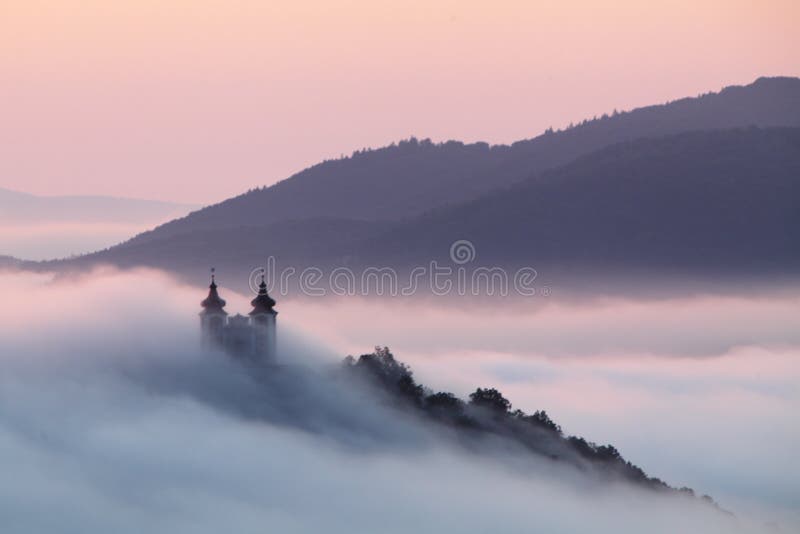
top-left (199, 269), bottom-right (278, 362)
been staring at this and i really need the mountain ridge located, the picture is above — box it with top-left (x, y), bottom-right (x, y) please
top-left (23, 77), bottom-right (800, 290)
top-left (51, 127), bottom-right (800, 292)
top-left (117, 76), bottom-right (800, 248)
top-left (356, 127), bottom-right (800, 273)
top-left (0, 187), bottom-right (199, 224)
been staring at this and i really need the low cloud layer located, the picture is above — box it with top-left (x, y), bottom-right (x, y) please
top-left (0, 269), bottom-right (790, 533)
top-left (282, 293), bottom-right (800, 529)
top-left (282, 292), bottom-right (800, 358)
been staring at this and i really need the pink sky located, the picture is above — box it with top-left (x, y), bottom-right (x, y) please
top-left (1, 0), bottom-right (798, 204)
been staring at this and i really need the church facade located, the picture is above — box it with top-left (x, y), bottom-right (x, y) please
top-left (199, 270), bottom-right (278, 362)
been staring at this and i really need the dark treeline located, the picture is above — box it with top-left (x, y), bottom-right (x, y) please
top-left (342, 347), bottom-right (720, 508)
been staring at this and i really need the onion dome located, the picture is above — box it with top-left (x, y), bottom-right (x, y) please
top-left (249, 273), bottom-right (277, 315)
top-left (200, 269), bottom-right (227, 315)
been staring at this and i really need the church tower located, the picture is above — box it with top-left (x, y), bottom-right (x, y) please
top-left (249, 271), bottom-right (278, 361)
top-left (200, 268), bottom-right (227, 347)
top-left (199, 268), bottom-right (278, 363)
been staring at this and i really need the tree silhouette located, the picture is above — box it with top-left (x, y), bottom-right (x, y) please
top-left (468, 387), bottom-right (511, 414)
top-left (345, 347), bottom-right (423, 407)
top-left (339, 347), bottom-right (718, 507)
top-left (513, 409), bottom-right (562, 434)
top-left (424, 392), bottom-right (465, 419)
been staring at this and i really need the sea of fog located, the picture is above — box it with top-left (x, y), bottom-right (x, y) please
top-left (0, 268), bottom-right (797, 533)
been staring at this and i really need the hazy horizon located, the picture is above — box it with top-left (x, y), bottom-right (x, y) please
top-left (0, 187), bottom-right (199, 260)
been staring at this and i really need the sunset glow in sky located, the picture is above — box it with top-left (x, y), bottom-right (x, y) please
top-left (2, 0), bottom-right (798, 203)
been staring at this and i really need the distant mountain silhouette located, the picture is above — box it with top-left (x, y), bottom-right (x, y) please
top-left (120, 77), bottom-right (800, 247)
top-left (360, 127), bottom-right (800, 275)
top-left (73, 217), bottom-right (390, 274)
top-left (58, 127), bottom-right (800, 289)
top-left (0, 188), bottom-right (198, 261)
top-left (41, 78), bottom-right (800, 287)
top-left (0, 188), bottom-right (197, 224)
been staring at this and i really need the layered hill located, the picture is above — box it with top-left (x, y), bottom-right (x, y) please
top-left (360, 127), bottom-right (800, 275)
top-left (58, 127), bottom-right (800, 289)
top-left (0, 188), bottom-right (197, 261)
top-left (0, 188), bottom-right (197, 225)
top-left (118, 76), bottom-right (800, 246)
top-left (43, 77), bottom-right (800, 288)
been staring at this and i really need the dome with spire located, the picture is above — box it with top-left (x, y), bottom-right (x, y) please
top-left (199, 268), bottom-right (278, 362)
top-left (249, 274), bottom-right (277, 316)
top-left (200, 269), bottom-right (227, 315)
